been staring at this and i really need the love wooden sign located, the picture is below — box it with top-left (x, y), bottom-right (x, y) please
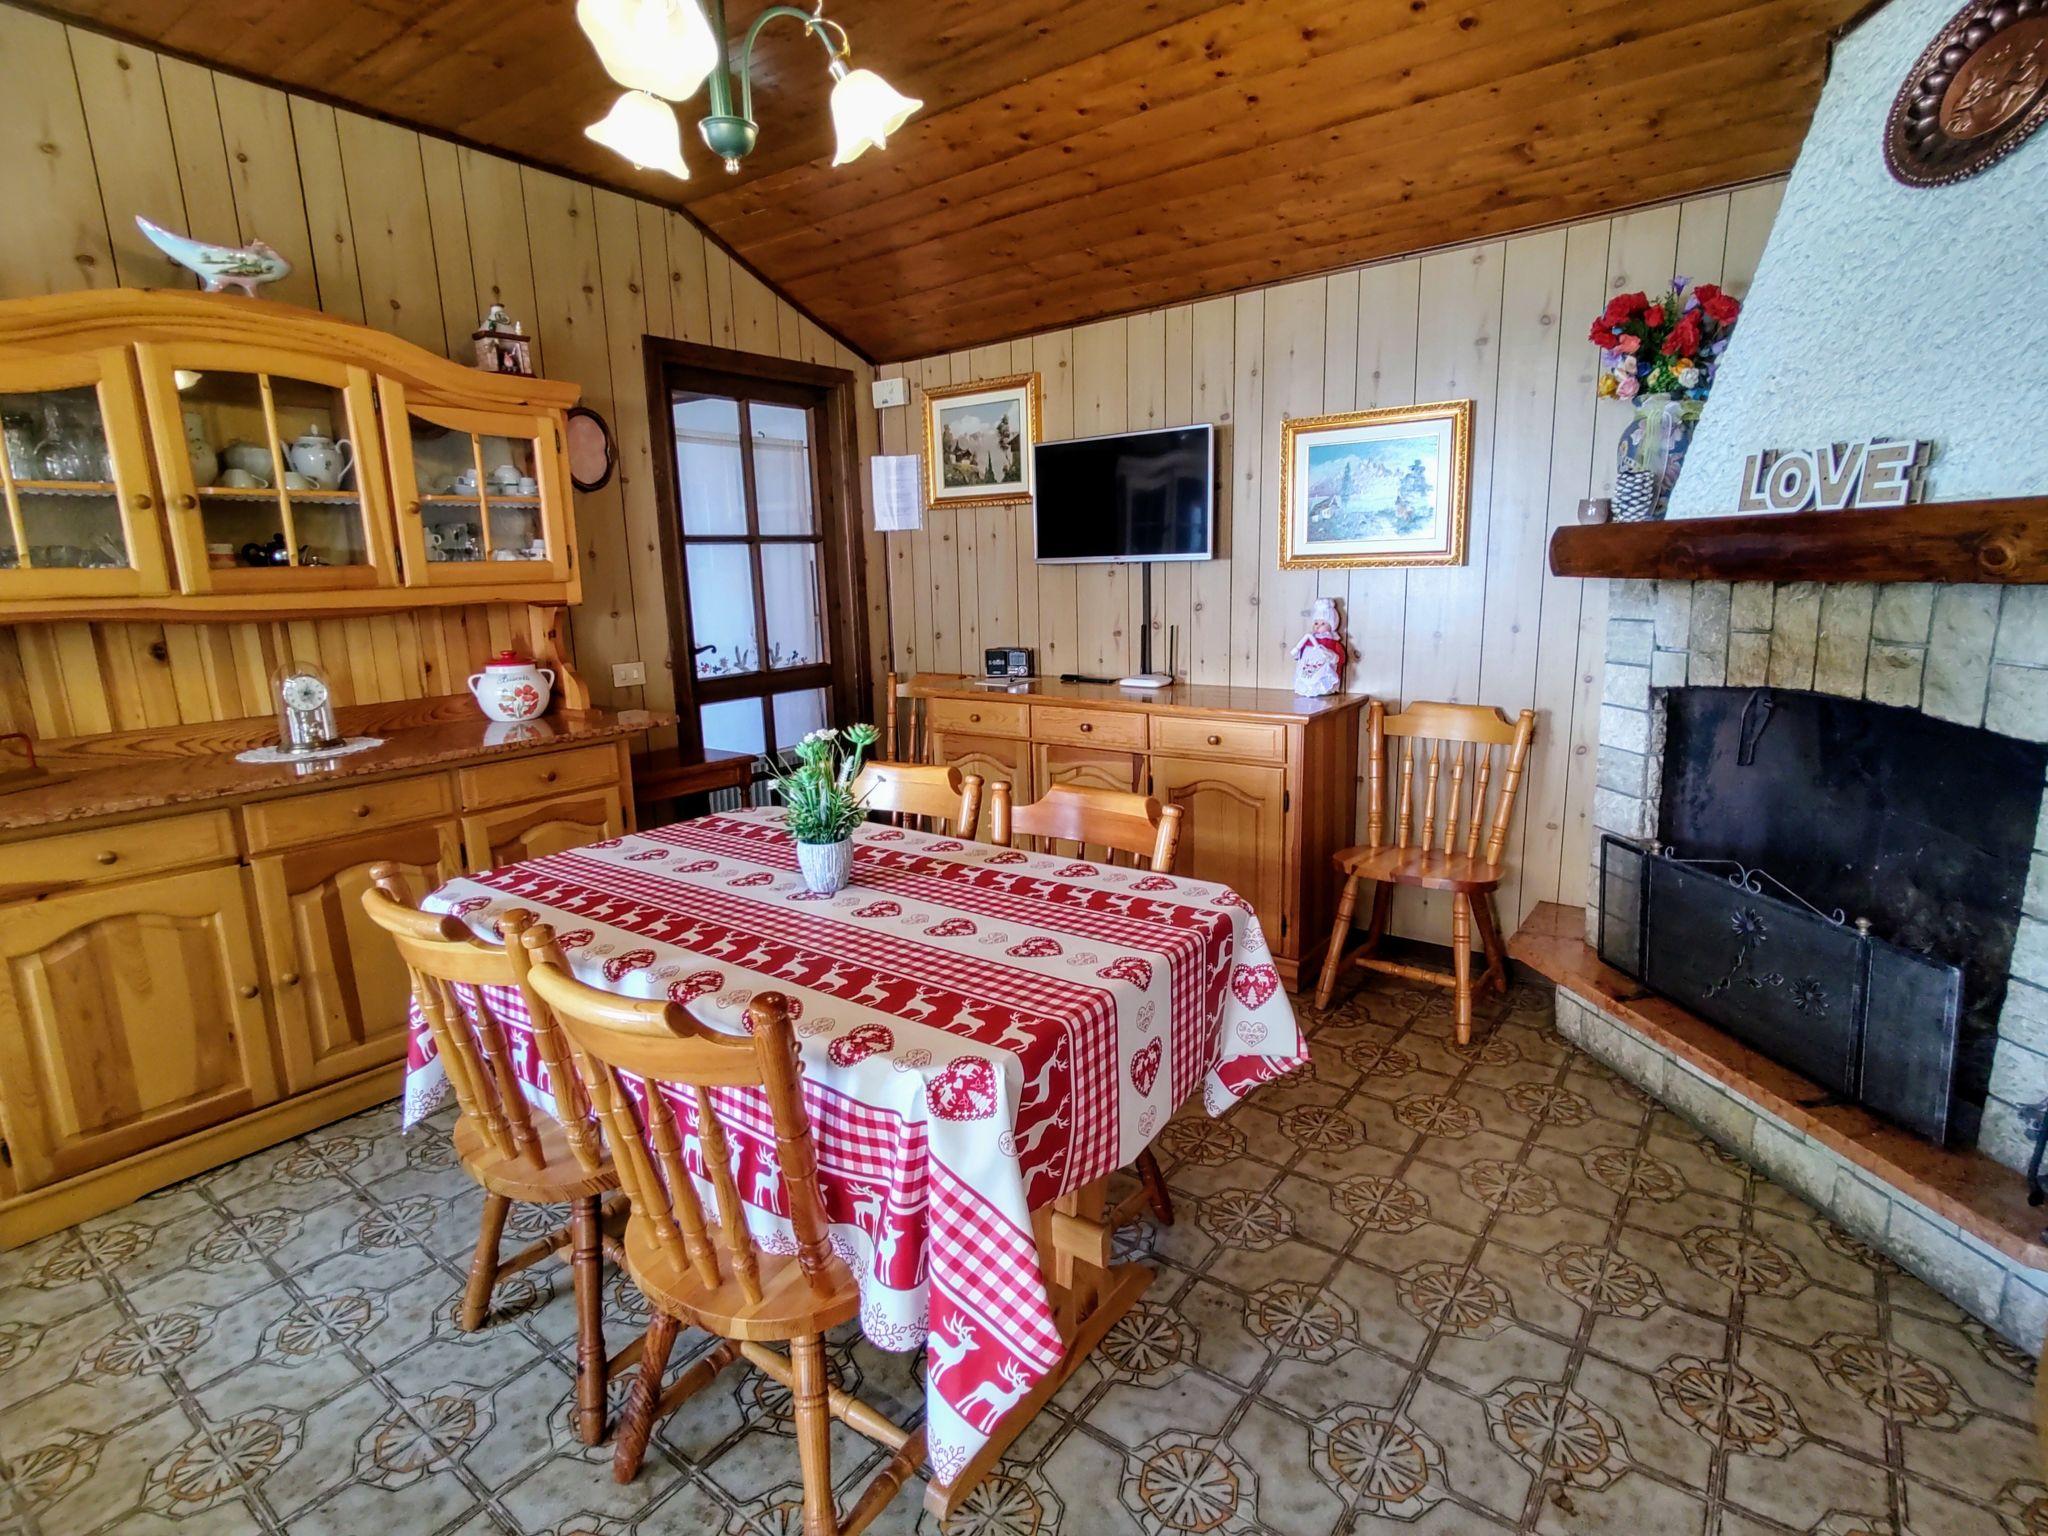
top-left (1736, 439), bottom-right (1930, 514)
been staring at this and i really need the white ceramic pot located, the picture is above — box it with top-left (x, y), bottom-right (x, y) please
top-left (467, 650), bottom-right (555, 722)
top-left (182, 410), bottom-right (218, 486)
top-left (797, 838), bottom-right (854, 895)
top-left (288, 431), bottom-right (354, 490)
top-left (222, 440), bottom-right (272, 479)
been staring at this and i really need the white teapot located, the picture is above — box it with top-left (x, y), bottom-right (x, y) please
top-left (467, 650), bottom-right (555, 722)
top-left (287, 430), bottom-right (353, 490)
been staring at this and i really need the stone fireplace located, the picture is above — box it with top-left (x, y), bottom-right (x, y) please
top-left (1590, 578), bottom-right (2048, 1170)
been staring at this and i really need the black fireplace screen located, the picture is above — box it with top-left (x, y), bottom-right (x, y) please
top-left (1600, 836), bottom-right (1963, 1143)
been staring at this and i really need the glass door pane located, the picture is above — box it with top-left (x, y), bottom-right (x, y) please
top-left (675, 395), bottom-right (747, 535)
top-left (760, 542), bottom-right (824, 669)
top-left (685, 542), bottom-right (758, 677)
top-left (700, 697), bottom-right (767, 757)
top-left (478, 433), bottom-right (546, 564)
top-left (406, 415), bottom-right (551, 568)
top-left (0, 386), bottom-right (126, 573)
top-left (751, 402), bottom-right (814, 535)
top-left (771, 688), bottom-right (829, 748)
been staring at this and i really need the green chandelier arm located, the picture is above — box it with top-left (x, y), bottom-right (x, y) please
top-left (716, 3), bottom-right (849, 128)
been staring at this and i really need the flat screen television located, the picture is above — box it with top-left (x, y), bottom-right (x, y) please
top-left (1033, 424), bottom-right (1214, 563)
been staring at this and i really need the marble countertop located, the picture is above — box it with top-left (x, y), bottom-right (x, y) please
top-left (0, 709), bottom-right (662, 834)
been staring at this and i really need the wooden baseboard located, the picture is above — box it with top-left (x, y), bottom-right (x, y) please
top-left (0, 1066), bottom-right (404, 1249)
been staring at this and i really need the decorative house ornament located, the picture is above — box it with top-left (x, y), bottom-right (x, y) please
top-left (135, 215), bottom-right (291, 296)
top-left (1292, 598), bottom-right (1347, 697)
top-left (1278, 400), bottom-right (1473, 569)
top-left (1885, 0), bottom-right (2048, 187)
top-left (1735, 440), bottom-right (1932, 513)
top-left (922, 373), bottom-right (1040, 509)
top-left (472, 304), bottom-right (535, 375)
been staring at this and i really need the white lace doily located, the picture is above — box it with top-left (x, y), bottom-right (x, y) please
top-left (235, 735), bottom-right (385, 765)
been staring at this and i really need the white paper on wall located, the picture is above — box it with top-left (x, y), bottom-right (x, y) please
top-left (871, 454), bottom-right (923, 531)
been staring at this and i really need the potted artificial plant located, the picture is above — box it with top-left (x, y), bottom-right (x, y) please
top-left (773, 723), bottom-right (879, 894)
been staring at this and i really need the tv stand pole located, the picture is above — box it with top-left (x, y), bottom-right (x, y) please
top-left (1119, 563), bottom-right (1174, 689)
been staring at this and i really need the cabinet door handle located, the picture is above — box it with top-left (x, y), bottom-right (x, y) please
top-left (968, 713), bottom-right (981, 723)
top-left (237, 983), bottom-right (260, 999)
top-left (355, 804), bottom-right (373, 817)
top-left (1079, 722), bottom-right (1093, 733)
top-left (133, 491), bottom-right (154, 511)
top-left (1206, 734), bottom-right (1222, 746)
top-left (175, 492), bottom-right (197, 511)
top-left (95, 850), bottom-right (119, 866)
top-left (405, 499), bottom-right (421, 516)
top-left (279, 972), bottom-right (301, 987)
top-left (541, 769), bottom-right (558, 783)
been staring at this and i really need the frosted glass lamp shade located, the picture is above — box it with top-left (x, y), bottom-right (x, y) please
top-left (829, 66), bottom-right (922, 166)
top-left (576, 0), bottom-right (718, 102)
top-left (586, 91), bottom-right (691, 179)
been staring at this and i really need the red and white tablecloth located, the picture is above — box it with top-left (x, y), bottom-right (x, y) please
top-left (401, 807), bottom-right (1304, 1483)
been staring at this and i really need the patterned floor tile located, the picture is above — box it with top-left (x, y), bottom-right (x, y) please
top-left (0, 975), bottom-right (2037, 1536)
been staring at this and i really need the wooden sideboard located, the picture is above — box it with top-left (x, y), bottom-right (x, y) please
top-left (0, 699), bottom-right (660, 1246)
top-left (909, 675), bottom-right (1368, 987)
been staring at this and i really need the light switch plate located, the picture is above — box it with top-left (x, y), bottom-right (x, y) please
top-left (871, 376), bottom-right (908, 409)
top-left (611, 661), bottom-right (647, 687)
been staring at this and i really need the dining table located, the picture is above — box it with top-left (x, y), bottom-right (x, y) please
top-left (400, 806), bottom-right (1306, 1516)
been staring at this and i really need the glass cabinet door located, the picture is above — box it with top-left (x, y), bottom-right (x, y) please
top-left (136, 342), bottom-right (396, 595)
top-left (0, 348), bottom-right (169, 600)
top-left (378, 383), bottom-right (572, 588)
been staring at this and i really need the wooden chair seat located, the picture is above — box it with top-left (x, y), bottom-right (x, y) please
top-left (1333, 845), bottom-right (1506, 894)
top-left (455, 1111), bottom-right (619, 1205)
top-left (624, 1214), bottom-right (862, 1342)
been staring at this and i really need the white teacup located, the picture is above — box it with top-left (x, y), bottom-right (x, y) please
top-left (216, 467), bottom-right (267, 489)
top-left (282, 471), bottom-right (316, 491)
top-left (515, 476), bottom-right (538, 495)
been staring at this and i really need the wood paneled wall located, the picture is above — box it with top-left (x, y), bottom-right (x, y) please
top-left (876, 183), bottom-right (1786, 935)
top-left (0, 4), bottom-right (883, 742)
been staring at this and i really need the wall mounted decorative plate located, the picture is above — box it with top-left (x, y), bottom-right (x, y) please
top-left (1885, 0), bottom-right (2048, 187)
top-left (565, 405), bottom-right (615, 492)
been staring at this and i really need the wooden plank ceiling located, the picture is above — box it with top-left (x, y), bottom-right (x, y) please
top-left (43, 0), bottom-right (1864, 361)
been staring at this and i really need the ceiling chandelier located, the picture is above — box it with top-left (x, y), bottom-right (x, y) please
top-left (576, 0), bottom-right (921, 179)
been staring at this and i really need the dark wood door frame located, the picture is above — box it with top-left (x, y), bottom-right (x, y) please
top-left (643, 336), bottom-right (871, 762)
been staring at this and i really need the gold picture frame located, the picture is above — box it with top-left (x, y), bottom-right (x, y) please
top-left (1278, 399), bottom-right (1474, 569)
top-left (922, 372), bottom-right (1042, 509)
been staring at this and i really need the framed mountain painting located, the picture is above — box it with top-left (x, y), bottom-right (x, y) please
top-left (1278, 399), bottom-right (1474, 568)
top-left (922, 373), bottom-right (1041, 508)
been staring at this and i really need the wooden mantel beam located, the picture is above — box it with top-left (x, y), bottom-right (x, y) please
top-left (1548, 497), bottom-right (2048, 585)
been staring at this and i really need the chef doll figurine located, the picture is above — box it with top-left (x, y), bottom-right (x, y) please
top-left (1292, 597), bottom-right (1347, 697)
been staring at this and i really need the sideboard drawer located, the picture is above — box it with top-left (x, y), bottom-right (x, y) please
top-left (1033, 705), bottom-right (1148, 752)
top-left (929, 697), bottom-right (1029, 738)
top-left (4, 810), bottom-right (238, 899)
top-left (459, 744), bottom-right (620, 810)
top-left (1152, 715), bottom-right (1287, 761)
top-left (245, 773), bottom-right (455, 853)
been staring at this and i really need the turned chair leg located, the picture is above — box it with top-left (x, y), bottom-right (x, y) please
top-left (570, 1193), bottom-right (608, 1446)
top-left (791, 1332), bottom-right (838, 1536)
top-left (1451, 894), bottom-right (1474, 1046)
top-left (1475, 893), bottom-right (1509, 995)
top-left (614, 1308), bottom-right (678, 1483)
top-left (1135, 1148), bottom-right (1174, 1224)
top-left (461, 1193), bottom-right (512, 1331)
top-left (1313, 874), bottom-right (1363, 1010)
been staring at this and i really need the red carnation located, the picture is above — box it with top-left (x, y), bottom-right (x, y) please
top-left (1663, 314), bottom-right (1702, 359)
top-left (1601, 291), bottom-right (1648, 326)
top-left (1695, 283), bottom-right (1740, 325)
top-left (1589, 324), bottom-right (1620, 347)
top-left (1644, 304), bottom-right (1665, 327)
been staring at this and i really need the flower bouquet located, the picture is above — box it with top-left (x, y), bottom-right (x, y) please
top-left (1590, 278), bottom-right (1742, 519)
top-left (771, 723), bottom-right (880, 893)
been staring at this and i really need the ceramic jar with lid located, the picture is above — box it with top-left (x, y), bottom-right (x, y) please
top-left (467, 650), bottom-right (556, 722)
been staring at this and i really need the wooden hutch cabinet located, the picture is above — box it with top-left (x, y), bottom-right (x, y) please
top-left (0, 290), bottom-right (650, 1245)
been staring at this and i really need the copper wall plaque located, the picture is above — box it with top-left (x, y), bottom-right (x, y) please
top-left (1886, 1), bottom-right (2048, 186)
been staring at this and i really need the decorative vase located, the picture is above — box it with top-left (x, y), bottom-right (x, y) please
top-left (466, 650), bottom-right (555, 722)
top-left (797, 837), bottom-right (854, 895)
top-left (1618, 392), bottom-right (1704, 519)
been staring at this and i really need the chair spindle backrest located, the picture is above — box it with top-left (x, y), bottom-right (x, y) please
top-left (1365, 701), bottom-right (1537, 864)
top-left (986, 781), bottom-right (1183, 871)
top-left (884, 673), bottom-right (927, 765)
top-left (851, 761), bottom-right (983, 837)
top-left (522, 929), bottom-right (838, 1300)
top-left (362, 867), bottom-right (600, 1175)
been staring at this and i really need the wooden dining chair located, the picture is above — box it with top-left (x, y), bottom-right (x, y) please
top-left (522, 936), bottom-right (923, 1536)
top-left (986, 782), bottom-right (1182, 1224)
top-left (851, 760), bottom-right (983, 837)
top-left (360, 869), bottom-right (634, 1445)
top-left (1312, 700), bottom-right (1537, 1044)
top-left (882, 672), bottom-right (927, 764)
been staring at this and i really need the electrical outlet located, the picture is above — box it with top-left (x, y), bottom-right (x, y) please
top-left (611, 661), bottom-right (647, 687)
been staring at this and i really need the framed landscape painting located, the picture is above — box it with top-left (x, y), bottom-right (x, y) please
top-left (1278, 399), bottom-right (1474, 568)
top-left (923, 373), bottom-right (1041, 509)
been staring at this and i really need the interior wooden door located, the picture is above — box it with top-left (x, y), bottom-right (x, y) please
top-left (0, 866), bottom-right (278, 1190)
top-left (932, 732), bottom-right (1032, 806)
top-left (252, 818), bottom-right (464, 1093)
top-left (1150, 756), bottom-right (1289, 940)
top-left (462, 788), bottom-right (624, 870)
